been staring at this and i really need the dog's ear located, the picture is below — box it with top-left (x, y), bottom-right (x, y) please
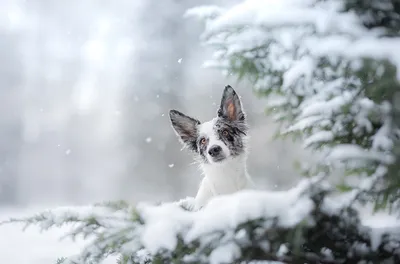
top-left (169, 110), bottom-right (200, 151)
top-left (218, 85), bottom-right (245, 122)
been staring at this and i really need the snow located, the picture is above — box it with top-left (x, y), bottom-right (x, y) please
top-left (139, 203), bottom-right (192, 254)
top-left (321, 189), bottom-right (400, 252)
top-left (138, 179), bottom-right (316, 254)
top-left (209, 242), bottom-right (241, 264)
top-left (0, 207), bottom-right (116, 264)
top-left (187, 186), bottom-right (314, 240)
top-left (2, 182), bottom-right (400, 263)
top-left (282, 57), bottom-right (315, 90)
top-left (359, 206), bottom-right (400, 251)
top-left (187, 0), bottom-right (400, 172)
top-left (188, 0), bottom-right (400, 72)
top-left (285, 116), bottom-right (323, 132)
top-left (320, 247), bottom-right (333, 260)
top-left (326, 144), bottom-right (394, 164)
top-left (300, 91), bottom-right (353, 117)
top-left (183, 5), bottom-right (225, 20)
top-left (372, 109), bottom-right (394, 151)
top-left (183, 0), bottom-right (400, 260)
top-left (321, 191), bottom-right (358, 215)
top-left (190, 0), bottom-right (363, 36)
top-left (307, 36), bottom-right (400, 78)
top-left (303, 131), bottom-right (334, 148)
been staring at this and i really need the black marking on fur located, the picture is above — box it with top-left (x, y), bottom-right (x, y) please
top-left (194, 117), bottom-right (248, 164)
top-left (169, 109), bottom-right (200, 152)
top-left (214, 117), bottom-right (248, 157)
top-left (197, 136), bottom-right (209, 162)
top-left (169, 85), bottom-right (249, 164)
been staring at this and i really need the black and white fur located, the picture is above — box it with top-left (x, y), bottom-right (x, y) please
top-left (169, 85), bottom-right (254, 209)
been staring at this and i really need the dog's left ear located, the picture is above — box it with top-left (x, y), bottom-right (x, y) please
top-left (218, 85), bottom-right (245, 122)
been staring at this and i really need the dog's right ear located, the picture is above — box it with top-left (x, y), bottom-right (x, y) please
top-left (169, 110), bottom-right (200, 151)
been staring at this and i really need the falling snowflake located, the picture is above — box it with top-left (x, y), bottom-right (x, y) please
top-left (65, 149), bottom-right (71, 155)
top-left (145, 137), bottom-right (152, 143)
top-left (178, 58), bottom-right (183, 64)
top-left (168, 164), bottom-right (174, 168)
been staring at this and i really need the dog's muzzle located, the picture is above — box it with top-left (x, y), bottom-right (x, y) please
top-left (208, 145), bottom-right (226, 162)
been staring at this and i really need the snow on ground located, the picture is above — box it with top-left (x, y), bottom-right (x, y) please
top-left (0, 206), bottom-right (116, 264)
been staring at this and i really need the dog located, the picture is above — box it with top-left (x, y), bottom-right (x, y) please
top-left (169, 85), bottom-right (254, 210)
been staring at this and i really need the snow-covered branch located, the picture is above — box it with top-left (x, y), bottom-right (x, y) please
top-left (3, 1), bottom-right (400, 264)
top-left (2, 179), bottom-right (399, 264)
top-left (186, 0), bottom-right (400, 209)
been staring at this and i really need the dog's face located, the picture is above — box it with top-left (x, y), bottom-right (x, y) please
top-left (169, 85), bottom-right (248, 164)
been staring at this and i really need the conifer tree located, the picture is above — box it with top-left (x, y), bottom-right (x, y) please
top-left (186, 0), bottom-right (400, 210)
top-left (1, 1), bottom-right (400, 263)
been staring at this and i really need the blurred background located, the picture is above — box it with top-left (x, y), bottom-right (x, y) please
top-left (0, 0), bottom-right (307, 209)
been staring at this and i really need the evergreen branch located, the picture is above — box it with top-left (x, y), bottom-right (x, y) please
top-left (3, 179), bottom-right (400, 264)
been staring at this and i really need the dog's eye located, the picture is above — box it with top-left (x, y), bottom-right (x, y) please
top-left (222, 130), bottom-right (229, 137)
top-left (200, 138), bottom-right (207, 145)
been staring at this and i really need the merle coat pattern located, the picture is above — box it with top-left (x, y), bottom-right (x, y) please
top-left (169, 85), bottom-right (253, 209)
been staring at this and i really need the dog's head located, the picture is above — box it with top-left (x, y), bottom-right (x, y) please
top-left (169, 85), bottom-right (248, 164)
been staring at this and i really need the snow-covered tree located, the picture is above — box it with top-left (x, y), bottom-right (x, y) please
top-left (185, 0), bottom-right (400, 210)
top-left (2, 0), bottom-right (400, 263)
top-left (2, 177), bottom-right (400, 264)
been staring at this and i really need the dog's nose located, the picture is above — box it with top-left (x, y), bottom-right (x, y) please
top-left (208, 145), bottom-right (222, 157)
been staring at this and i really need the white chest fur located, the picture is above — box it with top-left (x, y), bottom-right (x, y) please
top-left (194, 157), bottom-right (254, 209)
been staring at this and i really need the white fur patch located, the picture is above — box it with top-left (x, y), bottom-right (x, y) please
top-left (194, 156), bottom-right (254, 209)
top-left (195, 118), bottom-right (254, 209)
top-left (198, 118), bottom-right (230, 163)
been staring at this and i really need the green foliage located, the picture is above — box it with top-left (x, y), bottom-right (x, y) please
top-left (336, 182), bottom-right (354, 193)
top-left (2, 184), bottom-right (400, 264)
top-left (56, 258), bottom-right (68, 264)
top-left (4, 2), bottom-right (400, 264)
top-left (343, 0), bottom-right (400, 36)
top-left (187, 0), bottom-right (400, 210)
